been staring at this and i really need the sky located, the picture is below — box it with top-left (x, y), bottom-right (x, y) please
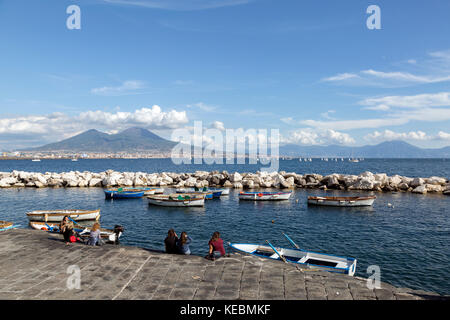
top-left (0, 0), bottom-right (450, 150)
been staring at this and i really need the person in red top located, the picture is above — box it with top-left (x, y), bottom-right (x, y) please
top-left (208, 231), bottom-right (226, 260)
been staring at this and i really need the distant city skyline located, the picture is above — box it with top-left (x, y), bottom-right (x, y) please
top-left (1, 0), bottom-right (450, 150)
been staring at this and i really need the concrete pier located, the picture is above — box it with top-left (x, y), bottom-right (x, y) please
top-left (0, 229), bottom-right (446, 300)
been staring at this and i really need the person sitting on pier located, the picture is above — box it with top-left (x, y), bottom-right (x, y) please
top-left (164, 229), bottom-right (178, 254)
top-left (60, 215), bottom-right (75, 245)
top-left (176, 231), bottom-right (192, 255)
top-left (207, 231), bottom-right (226, 260)
top-left (87, 223), bottom-right (102, 246)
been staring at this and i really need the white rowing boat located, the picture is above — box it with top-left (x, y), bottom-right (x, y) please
top-left (29, 221), bottom-right (122, 243)
top-left (147, 194), bottom-right (205, 207)
top-left (229, 242), bottom-right (357, 276)
top-left (26, 209), bottom-right (101, 222)
top-left (307, 196), bottom-right (376, 207)
top-left (239, 191), bottom-right (292, 201)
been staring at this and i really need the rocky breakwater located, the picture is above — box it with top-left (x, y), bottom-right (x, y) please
top-left (0, 170), bottom-right (449, 195)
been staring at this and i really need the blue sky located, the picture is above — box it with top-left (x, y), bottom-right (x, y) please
top-left (1, 0), bottom-right (450, 150)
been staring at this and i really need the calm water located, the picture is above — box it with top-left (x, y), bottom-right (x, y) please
top-left (0, 159), bottom-right (449, 295)
top-left (0, 158), bottom-right (449, 177)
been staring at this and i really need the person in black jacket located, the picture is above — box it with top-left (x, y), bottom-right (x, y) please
top-left (164, 229), bottom-right (178, 253)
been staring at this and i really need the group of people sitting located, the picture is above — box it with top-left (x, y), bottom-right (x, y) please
top-left (59, 215), bottom-right (102, 246)
top-left (59, 216), bottom-right (227, 259)
top-left (164, 229), bottom-right (226, 260)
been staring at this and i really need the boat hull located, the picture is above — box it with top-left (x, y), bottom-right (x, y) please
top-left (307, 196), bottom-right (376, 207)
top-left (26, 209), bottom-right (101, 222)
top-left (0, 221), bottom-right (16, 232)
top-left (239, 191), bottom-right (292, 201)
top-left (147, 195), bottom-right (205, 207)
top-left (104, 190), bottom-right (145, 199)
top-left (229, 243), bottom-right (357, 276)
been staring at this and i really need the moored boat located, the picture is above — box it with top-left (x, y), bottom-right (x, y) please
top-left (307, 196), bottom-right (376, 207)
top-left (175, 189), bottom-right (213, 199)
top-left (228, 242), bottom-right (357, 276)
top-left (26, 209), bottom-right (101, 222)
top-left (0, 221), bottom-right (17, 232)
top-left (153, 188), bottom-right (164, 194)
top-left (109, 187), bottom-right (156, 195)
top-left (29, 221), bottom-right (122, 243)
top-left (147, 194), bottom-right (205, 207)
top-left (104, 189), bottom-right (145, 199)
top-left (238, 191), bottom-right (292, 201)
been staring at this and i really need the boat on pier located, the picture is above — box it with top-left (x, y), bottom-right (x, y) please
top-left (29, 221), bottom-right (122, 243)
top-left (0, 221), bottom-right (17, 232)
top-left (229, 236), bottom-right (357, 276)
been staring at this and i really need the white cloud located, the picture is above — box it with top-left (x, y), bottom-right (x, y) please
top-left (209, 121), bottom-right (225, 132)
top-left (301, 118), bottom-right (409, 130)
top-left (365, 130), bottom-right (450, 142)
top-left (186, 102), bottom-right (217, 112)
top-left (322, 50), bottom-right (450, 87)
top-left (322, 73), bottom-right (359, 82)
top-left (359, 92), bottom-right (450, 109)
top-left (91, 80), bottom-right (146, 96)
top-left (365, 130), bottom-right (430, 142)
top-left (282, 128), bottom-right (355, 145)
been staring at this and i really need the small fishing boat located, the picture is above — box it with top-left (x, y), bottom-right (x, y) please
top-left (177, 187), bottom-right (222, 198)
top-left (209, 188), bottom-right (230, 196)
top-left (175, 189), bottom-right (214, 199)
top-left (229, 238), bottom-right (357, 276)
top-left (147, 194), bottom-right (205, 207)
top-left (239, 191), bottom-right (292, 201)
top-left (26, 209), bottom-right (101, 222)
top-left (31, 158), bottom-right (41, 162)
top-left (0, 221), bottom-right (17, 232)
top-left (29, 221), bottom-right (122, 243)
top-left (104, 189), bottom-right (145, 199)
top-left (153, 188), bottom-right (164, 194)
top-left (110, 187), bottom-right (156, 195)
top-left (307, 196), bottom-right (376, 207)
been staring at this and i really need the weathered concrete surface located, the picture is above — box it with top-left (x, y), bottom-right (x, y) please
top-left (0, 229), bottom-right (446, 300)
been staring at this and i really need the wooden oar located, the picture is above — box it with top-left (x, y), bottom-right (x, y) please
top-left (282, 232), bottom-right (300, 249)
top-left (265, 240), bottom-right (287, 264)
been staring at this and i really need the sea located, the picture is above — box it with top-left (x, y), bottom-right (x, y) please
top-left (0, 158), bottom-right (449, 295)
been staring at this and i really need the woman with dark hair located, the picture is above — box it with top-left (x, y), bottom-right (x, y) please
top-left (60, 215), bottom-right (75, 245)
top-left (176, 231), bottom-right (192, 255)
top-left (208, 231), bottom-right (225, 260)
top-left (164, 229), bottom-right (178, 253)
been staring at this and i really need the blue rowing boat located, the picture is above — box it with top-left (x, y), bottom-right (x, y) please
top-left (104, 189), bottom-right (145, 199)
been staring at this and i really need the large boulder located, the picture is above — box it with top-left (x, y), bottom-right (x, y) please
top-left (410, 178), bottom-right (424, 188)
top-left (412, 185), bottom-right (427, 194)
top-left (425, 176), bottom-right (447, 186)
top-left (88, 178), bottom-right (103, 187)
top-left (230, 172), bottom-right (242, 183)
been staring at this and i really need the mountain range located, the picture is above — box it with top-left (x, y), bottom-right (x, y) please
top-left (24, 127), bottom-right (177, 153)
top-left (21, 127), bottom-right (450, 158)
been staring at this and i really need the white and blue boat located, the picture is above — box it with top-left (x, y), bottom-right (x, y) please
top-left (0, 221), bottom-right (18, 232)
top-left (228, 234), bottom-right (357, 276)
top-left (239, 191), bottom-right (292, 201)
top-left (104, 189), bottom-right (145, 199)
